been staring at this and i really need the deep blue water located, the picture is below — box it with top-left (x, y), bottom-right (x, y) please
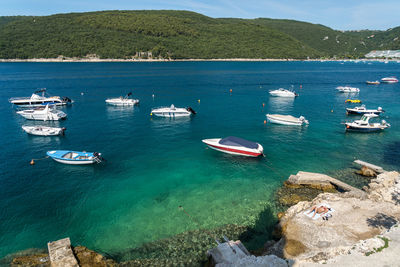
top-left (0, 61), bottom-right (400, 258)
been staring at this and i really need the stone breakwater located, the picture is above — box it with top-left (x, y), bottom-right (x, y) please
top-left (267, 171), bottom-right (400, 265)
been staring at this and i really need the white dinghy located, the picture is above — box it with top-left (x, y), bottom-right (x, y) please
top-left (22, 125), bottom-right (66, 136)
top-left (266, 114), bottom-right (309, 126)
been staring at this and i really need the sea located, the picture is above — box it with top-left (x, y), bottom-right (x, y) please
top-left (0, 61), bottom-right (399, 261)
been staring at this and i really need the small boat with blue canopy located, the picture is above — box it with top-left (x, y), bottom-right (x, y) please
top-left (202, 136), bottom-right (264, 157)
top-left (47, 150), bottom-right (103, 165)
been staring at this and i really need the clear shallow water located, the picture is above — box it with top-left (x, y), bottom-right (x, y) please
top-left (0, 61), bottom-right (400, 258)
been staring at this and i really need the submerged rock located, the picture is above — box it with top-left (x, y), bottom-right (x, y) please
top-left (10, 254), bottom-right (49, 267)
top-left (358, 166), bottom-right (377, 177)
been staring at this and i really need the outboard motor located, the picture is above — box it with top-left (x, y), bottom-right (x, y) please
top-left (62, 96), bottom-right (72, 103)
top-left (382, 120), bottom-right (387, 126)
top-left (61, 127), bottom-right (67, 135)
top-left (187, 107), bottom-right (196, 114)
top-left (93, 152), bottom-right (105, 163)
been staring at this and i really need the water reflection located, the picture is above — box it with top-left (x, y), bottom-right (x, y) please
top-left (267, 97), bottom-right (294, 113)
top-left (106, 105), bottom-right (136, 120)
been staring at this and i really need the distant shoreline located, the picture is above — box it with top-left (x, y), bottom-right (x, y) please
top-left (0, 58), bottom-right (396, 63)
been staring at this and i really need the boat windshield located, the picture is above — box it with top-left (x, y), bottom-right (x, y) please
top-left (219, 136), bottom-right (258, 149)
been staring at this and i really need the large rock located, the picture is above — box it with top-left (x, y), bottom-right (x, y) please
top-left (358, 166), bottom-right (377, 177)
top-left (273, 172), bottom-right (400, 263)
top-left (73, 246), bottom-right (117, 267)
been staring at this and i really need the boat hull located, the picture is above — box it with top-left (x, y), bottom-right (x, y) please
top-left (22, 126), bottom-right (65, 136)
top-left (51, 158), bottom-right (97, 165)
top-left (269, 92), bottom-right (296, 97)
top-left (346, 110), bottom-right (382, 115)
top-left (17, 112), bottom-right (66, 121)
top-left (345, 124), bottom-right (389, 132)
top-left (202, 139), bottom-right (263, 157)
top-left (105, 99), bottom-right (139, 106)
top-left (266, 116), bottom-right (303, 126)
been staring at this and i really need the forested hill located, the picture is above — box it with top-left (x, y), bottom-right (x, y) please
top-left (0, 10), bottom-right (398, 59)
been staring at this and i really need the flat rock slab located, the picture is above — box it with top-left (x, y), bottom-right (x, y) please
top-left (48, 238), bottom-right (79, 267)
top-left (288, 171), bottom-right (366, 196)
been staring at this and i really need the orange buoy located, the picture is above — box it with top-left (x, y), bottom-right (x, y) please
top-left (264, 120), bottom-right (267, 124)
top-left (229, 89), bottom-right (232, 93)
top-left (30, 159), bottom-right (35, 165)
top-left (300, 85), bottom-right (302, 89)
top-left (262, 103), bottom-right (265, 107)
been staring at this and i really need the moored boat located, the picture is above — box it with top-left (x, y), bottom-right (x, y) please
top-left (336, 86), bottom-right (360, 93)
top-left (16, 104), bottom-right (67, 121)
top-left (47, 150), bottom-right (103, 165)
top-left (105, 92), bottom-right (139, 106)
top-left (345, 99), bottom-right (361, 103)
top-left (269, 88), bottom-right (298, 97)
top-left (381, 77), bottom-right (398, 83)
top-left (346, 105), bottom-right (384, 115)
top-left (9, 88), bottom-right (73, 107)
top-left (151, 104), bottom-right (196, 117)
top-left (345, 114), bottom-right (390, 132)
top-left (266, 114), bottom-right (309, 126)
top-left (22, 125), bottom-right (66, 136)
top-left (202, 136), bottom-right (263, 157)
top-left (366, 81), bottom-right (380, 85)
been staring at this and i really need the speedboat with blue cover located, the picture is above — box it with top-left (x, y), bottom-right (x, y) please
top-left (345, 114), bottom-right (390, 132)
top-left (346, 105), bottom-right (384, 115)
top-left (202, 136), bottom-right (264, 157)
top-left (47, 150), bottom-right (103, 165)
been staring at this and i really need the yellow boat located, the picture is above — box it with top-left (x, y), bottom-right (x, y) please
top-left (345, 99), bottom-right (361, 103)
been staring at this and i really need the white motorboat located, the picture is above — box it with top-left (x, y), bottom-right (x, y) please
top-left (105, 92), bottom-right (139, 106)
top-left (47, 150), bottom-right (103, 165)
top-left (336, 86), bottom-right (360, 93)
top-left (16, 104), bottom-right (67, 121)
top-left (269, 88), bottom-right (298, 97)
top-left (151, 104), bottom-right (196, 117)
top-left (202, 136), bottom-right (263, 157)
top-left (345, 114), bottom-right (390, 132)
top-left (9, 88), bottom-right (73, 107)
top-left (22, 125), bottom-right (66, 136)
top-left (346, 105), bottom-right (384, 115)
top-left (266, 114), bottom-right (309, 125)
top-left (381, 77), bottom-right (398, 83)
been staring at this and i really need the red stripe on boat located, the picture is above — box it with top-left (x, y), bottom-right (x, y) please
top-left (208, 144), bottom-right (261, 156)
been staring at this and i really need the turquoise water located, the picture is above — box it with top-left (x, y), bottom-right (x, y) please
top-left (0, 61), bottom-right (400, 259)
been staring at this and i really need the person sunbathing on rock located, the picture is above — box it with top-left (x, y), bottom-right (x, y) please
top-left (308, 205), bottom-right (331, 218)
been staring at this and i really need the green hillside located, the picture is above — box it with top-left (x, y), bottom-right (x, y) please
top-left (0, 10), bottom-right (397, 59)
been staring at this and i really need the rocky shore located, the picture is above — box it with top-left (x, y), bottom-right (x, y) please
top-left (265, 170), bottom-right (400, 265)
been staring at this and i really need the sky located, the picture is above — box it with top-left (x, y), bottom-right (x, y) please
top-left (1, 0), bottom-right (400, 30)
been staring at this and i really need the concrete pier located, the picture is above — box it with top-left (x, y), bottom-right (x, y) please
top-left (287, 171), bottom-right (366, 196)
top-left (47, 238), bottom-right (79, 267)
